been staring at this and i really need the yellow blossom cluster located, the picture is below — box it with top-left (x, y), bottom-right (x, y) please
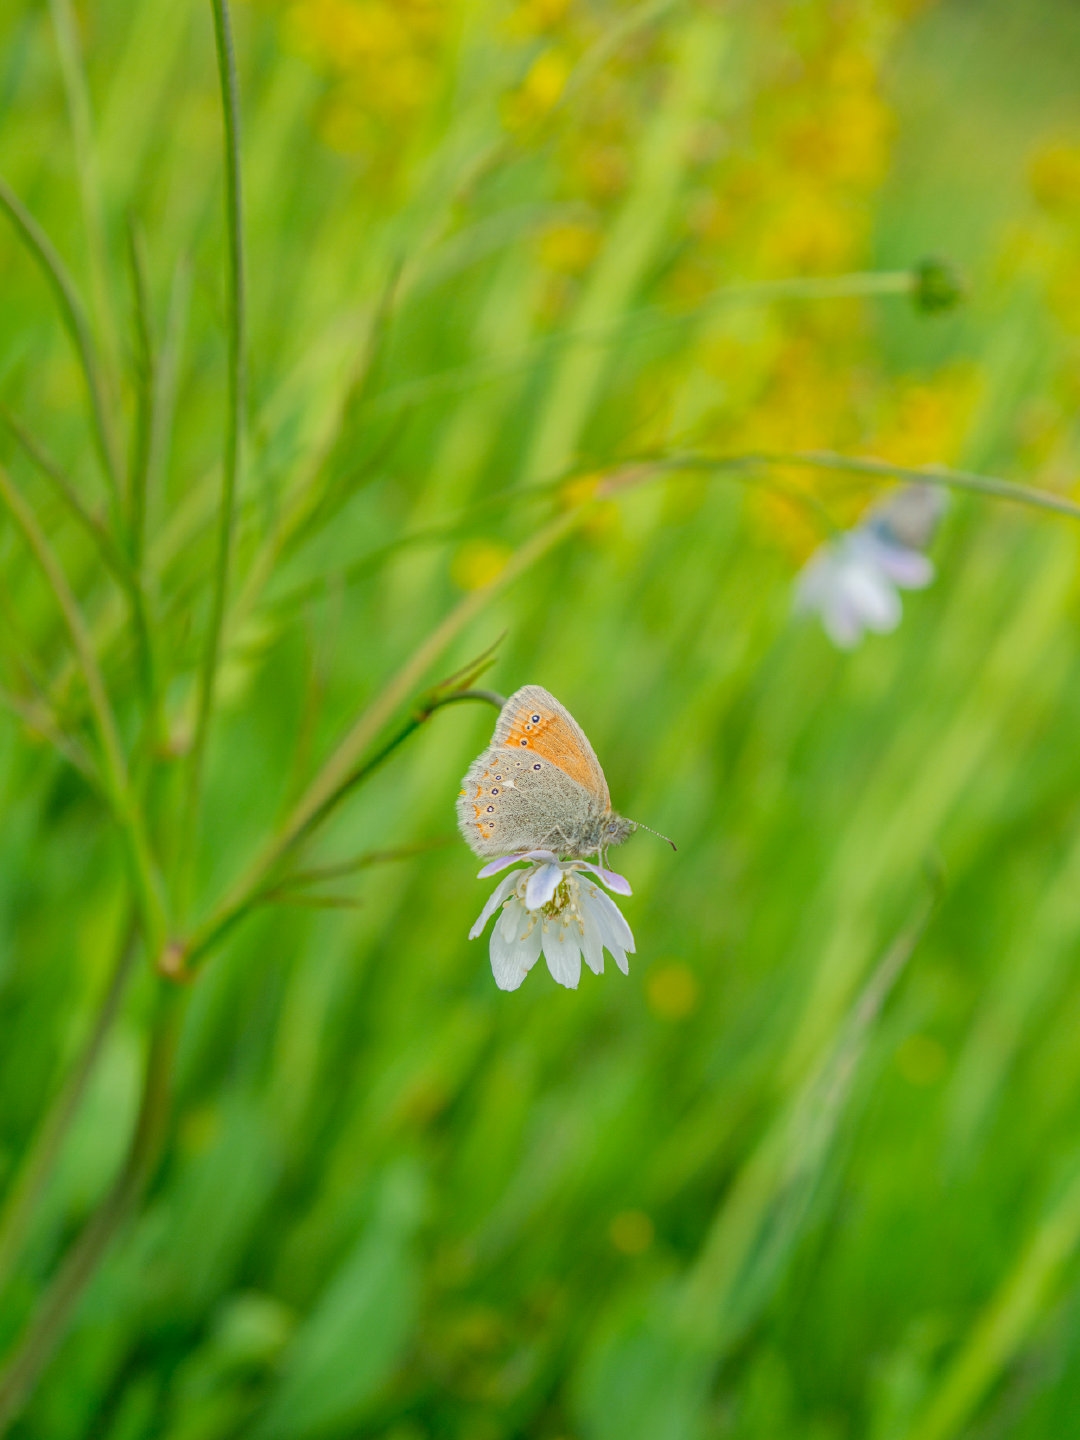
top-left (274, 0), bottom-right (982, 562)
top-left (277, 0), bottom-right (448, 178)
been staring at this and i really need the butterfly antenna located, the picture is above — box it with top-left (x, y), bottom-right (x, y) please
top-left (630, 820), bottom-right (677, 852)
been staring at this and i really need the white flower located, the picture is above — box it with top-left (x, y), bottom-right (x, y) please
top-left (469, 850), bottom-right (635, 992)
top-left (794, 485), bottom-right (944, 649)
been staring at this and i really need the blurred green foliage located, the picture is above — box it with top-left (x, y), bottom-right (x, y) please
top-left (3, 0), bottom-right (1080, 1436)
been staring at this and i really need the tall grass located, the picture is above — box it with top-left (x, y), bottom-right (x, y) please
top-left (1, 0), bottom-right (1080, 1436)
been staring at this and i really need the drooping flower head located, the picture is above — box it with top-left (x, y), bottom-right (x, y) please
top-left (469, 850), bottom-right (635, 991)
top-left (794, 483), bottom-right (946, 649)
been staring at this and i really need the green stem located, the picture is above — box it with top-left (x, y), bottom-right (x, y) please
top-left (177, 0), bottom-right (246, 914)
top-left (0, 684), bottom-right (95, 782)
top-left (262, 836), bottom-right (456, 895)
top-left (0, 913), bottom-right (140, 1300)
top-left (0, 176), bottom-right (122, 512)
top-left (126, 224), bottom-right (154, 573)
top-left (47, 0), bottom-right (120, 394)
top-left (0, 464), bottom-right (166, 961)
top-left (177, 436), bottom-right (1080, 974)
top-left (749, 449), bottom-right (1080, 524)
top-left (124, 222), bottom-right (162, 743)
top-left (1, 408), bottom-right (132, 589)
top-left (181, 508), bottom-right (579, 970)
top-left (186, 687), bottom-right (509, 966)
top-left (0, 983), bottom-right (187, 1434)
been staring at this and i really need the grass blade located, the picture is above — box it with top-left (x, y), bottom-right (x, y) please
top-left (0, 177), bottom-right (122, 509)
top-left (177, 0), bottom-right (247, 914)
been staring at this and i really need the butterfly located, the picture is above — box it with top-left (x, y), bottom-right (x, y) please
top-left (457, 685), bottom-right (637, 861)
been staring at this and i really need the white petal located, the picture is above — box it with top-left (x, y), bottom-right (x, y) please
top-left (580, 909), bottom-right (605, 975)
top-left (577, 861), bottom-right (632, 895)
top-left (542, 922), bottom-right (582, 989)
top-left (490, 916), bottom-right (543, 991)
top-left (843, 564), bottom-right (901, 632)
top-left (874, 544), bottom-right (934, 589)
top-left (793, 547), bottom-right (838, 611)
top-left (583, 889), bottom-right (629, 974)
top-left (822, 588), bottom-right (865, 648)
top-left (477, 854), bottom-right (527, 879)
top-left (587, 887), bottom-right (639, 956)
top-left (469, 873), bottom-right (520, 940)
top-left (499, 895), bottom-right (528, 942)
top-left (477, 849), bottom-right (558, 879)
top-left (526, 863), bottom-right (563, 911)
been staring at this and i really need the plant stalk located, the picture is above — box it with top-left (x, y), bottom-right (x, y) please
top-left (0, 983), bottom-right (187, 1433)
top-left (0, 913), bottom-right (141, 1300)
top-left (176, 0), bottom-right (246, 916)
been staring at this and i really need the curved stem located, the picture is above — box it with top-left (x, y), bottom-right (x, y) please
top-left (0, 176), bottom-right (122, 511)
top-left (180, 510), bottom-right (579, 973)
top-left (752, 449), bottom-right (1080, 524)
top-left (0, 913), bottom-right (140, 1300)
top-left (0, 983), bottom-right (187, 1434)
top-left (1, 409), bottom-right (131, 585)
top-left (47, 0), bottom-right (119, 390)
top-left (124, 223), bottom-right (163, 748)
top-left (0, 464), bottom-right (167, 960)
top-left (177, 0), bottom-right (246, 915)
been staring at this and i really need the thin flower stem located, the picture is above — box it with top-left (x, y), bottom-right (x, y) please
top-left (181, 514), bottom-right (581, 971)
top-left (4, 406), bottom-right (160, 756)
top-left (177, 0), bottom-right (246, 915)
top-left (0, 176), bottom-right (122, 512)
top-left (0, 467), bottom-right (127, 800)
top-left (259, 893), bottom-right (362, 911)
top-left (126, 223), bottom-right (154, 574)
top-left (47, 0), bottom-right (119, 385)
top-left (124, 223), bottom-right (162, 741)
top-left (1, 408), bottom-right (132, 589)
top-left (0, 913), bottom-right (141, 1301)
top-left (748, 450), bottom-right (1080, 524)
top-left (0, 685), bottom-right (95, 783)
top-left (0, 464), bottom-right (166, 960)
top-left (0, 983), bottom-right (186, 1434)
top-left (369, 271), bottom-right (920, 417)
top-left (148, 258), bottom-right (191, 516)
top-left (265, 837), bottom-right (456, 894)
top-left (229, 446), bottom-right (1080, 631)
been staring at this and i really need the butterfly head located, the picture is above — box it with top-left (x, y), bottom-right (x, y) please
top-left (603, 812), bottom-right (637, 848)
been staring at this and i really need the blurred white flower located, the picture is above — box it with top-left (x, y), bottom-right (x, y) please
top-left (794, 483), bottom-right (945, 649)
top-left (469, 850), bottom-right (635, 992)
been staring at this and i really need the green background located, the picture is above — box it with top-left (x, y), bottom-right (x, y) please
top-left (2, 0), bottom-right (1080, 1435)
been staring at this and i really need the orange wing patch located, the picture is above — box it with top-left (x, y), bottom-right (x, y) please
top-left (502, 703), bottom-right (601, 795)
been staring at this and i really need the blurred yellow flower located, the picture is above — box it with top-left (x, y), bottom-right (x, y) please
top-left (869, 369), bottom-right (978, 468)
top-left (504, 47), bottom-right (572, 130)
top-left (646, 961), bottom-right (700, 1020)
top-left (1030, 140), bottom-right (1080, 213)
top-left (538, 220), bottom-right (601, 274)
top-left (609, 1209), bottom-right (655, 1255)
top-left (506, 0), bottom-right (573, 39)
top-left (277, 0), bottom-right (447, 170)
top-left (450, 539), bottom-right (513, 591)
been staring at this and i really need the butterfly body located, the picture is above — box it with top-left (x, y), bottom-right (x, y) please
top-left (458, 685), bottom-right (634, 860)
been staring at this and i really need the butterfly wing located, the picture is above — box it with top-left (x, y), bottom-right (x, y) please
top-left (457, 746), bottom-right (600, 856)
top-left (456, 686), bottom-right (612, 858)
top-left (492, 685), bottom-right (610, 807)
